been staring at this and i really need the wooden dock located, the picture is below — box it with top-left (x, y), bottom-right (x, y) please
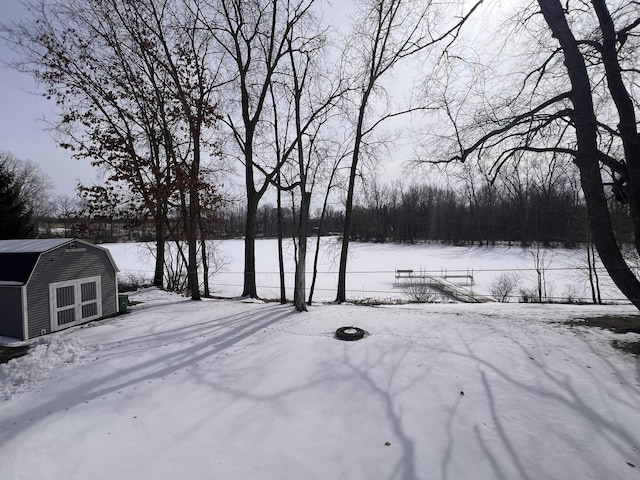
top-left (394, 268), bottom-right (492, 303)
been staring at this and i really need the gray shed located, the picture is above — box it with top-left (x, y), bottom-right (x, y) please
top-left (0, 239), bottom-right (119, 340)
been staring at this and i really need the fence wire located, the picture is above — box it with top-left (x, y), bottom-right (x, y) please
top-left (117, 265), bottom-right (638, 304)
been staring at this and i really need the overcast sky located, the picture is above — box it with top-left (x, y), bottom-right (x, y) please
top-left (0, 0), bottom-right (355, 199)
top-left (0, 0), bottom-right (99, 197)
top-left (0, 0), bottom-right (497, 199)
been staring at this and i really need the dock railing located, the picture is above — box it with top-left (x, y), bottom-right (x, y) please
top-left (394, 268), bottom-right (474, 286)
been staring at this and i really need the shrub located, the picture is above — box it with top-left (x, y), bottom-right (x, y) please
top-left (519, 287), bottom-right (541, 303)
top-left (490, 272), bottom-right (520, 302)
top-left (118, 271), bottom-right (151, 293)
top-left (403, 281), bottom-right (440, 303)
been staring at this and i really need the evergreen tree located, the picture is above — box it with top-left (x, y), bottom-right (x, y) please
top-left (0, 160), bottom-right (36, 239)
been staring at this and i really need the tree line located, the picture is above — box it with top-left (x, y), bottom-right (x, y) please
top-left (216, 179), bottom-right (631, 248)
top-left (7, 149), bottom-right (632, 249)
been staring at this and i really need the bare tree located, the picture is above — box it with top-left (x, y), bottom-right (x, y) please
top-left (283, 23), bottom-right (345, 311)
top-left (50, 194), bottom-right (80, 237)
top-left (3, 0), bottom-right (223, 299)
top-left (335, 0), bottom-right (482, 302)
top-left (4, 0), bottom-right (174, 285)
top-left (141, 0), bottom-right (224, 300)
top-left (431, 0), bottom-right (640, 309)
top-left (307, 135), bottom-right (349, 305)
top-left (200, 0), bottom-right (317, 298)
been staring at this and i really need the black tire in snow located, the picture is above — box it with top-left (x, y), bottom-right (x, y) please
top-left (335, 326), bottom-right (366, 341)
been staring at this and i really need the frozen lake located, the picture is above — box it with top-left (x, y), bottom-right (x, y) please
top-left (105, 238), bottom-right (627, 304)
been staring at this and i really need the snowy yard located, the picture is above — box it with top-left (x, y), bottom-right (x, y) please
top-left (1, 286), bottom-right (639, 479)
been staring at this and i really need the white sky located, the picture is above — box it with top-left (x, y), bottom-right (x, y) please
top-left (0, 0), bottom-right (503, 198)
top-left (0, 0), bottom-right (351, 198)
top-left (0, 0), bottom-right (98, 197)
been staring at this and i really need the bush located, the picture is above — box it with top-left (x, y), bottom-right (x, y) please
top-left (403, 281), bottom-right (440, 303)
top-left (519, 287), bottom-right (541, 303)
top-left (562, 285), bottom-right (580, 304)
top-left (118, 271), bottom-right (152, 292)
top-left (490, 272), bottom-right (520, 302)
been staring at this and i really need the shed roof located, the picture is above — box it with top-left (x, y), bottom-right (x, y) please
top-left (0, 238), bottom-right (71, 254)
top-left (0, 253), bottom-right (40, 283)
top-left (0, 239), bottom-right (119, 284)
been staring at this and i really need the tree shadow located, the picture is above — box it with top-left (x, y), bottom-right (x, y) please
top-left (435, 325), bottom-right (640, 479)
top-left (334, 340), bottom-right (424, 480)
top-left (2, 302), bottom-right (638, 479)
top-left (0, 303), bottom-right (297, 445)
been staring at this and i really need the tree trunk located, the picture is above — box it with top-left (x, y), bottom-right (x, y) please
top-left (276, 171), bottom-right (286, 304)
top-left (586, 226), bottom-right (598, 304)
top-left (336, 95), bottom-right (370, 303)
top-left (336, 171), bottom-right (355, 303)
top-left (577, 159), bottom-right (640, 307)
top-left (308, 191), bottom-right (330, 305)
top-left (294, 191), bottom-right (311, 311)
top-left (242, 189), bottom-right (259, 298)
top-left (308, 227), bottom-right (322, 306)
top-left (200, 236), bottom-right (210, 297)
top-left (538, 0), bottom-right (640, 309)
top-left (196, 200), bottom-right (211, 298)
top-left (187, 136), bottom-right (201, 301)
top-left (590, 0), bottom-right (640, 257)
top-left (153, 202), bottom-right (165, 288)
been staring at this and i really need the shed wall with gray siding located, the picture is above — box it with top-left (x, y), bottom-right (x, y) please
top-left (26, 245), bottom-right (118, 338)
top-left (0, 287), bottom-right (23, 339)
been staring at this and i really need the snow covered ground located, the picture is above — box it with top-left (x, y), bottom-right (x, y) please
top-left (1, 240), bottom-right (640, 479)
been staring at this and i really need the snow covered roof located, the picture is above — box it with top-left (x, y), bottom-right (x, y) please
top-left (0, 238), bottom-right (72, 254)
top-left (0, 239), bottom-right (74, 284)
top-left (0, 239), bottom-right (119, 284)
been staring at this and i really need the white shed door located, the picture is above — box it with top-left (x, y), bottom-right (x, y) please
top-left (49, 276), bottom-right (102, 331)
